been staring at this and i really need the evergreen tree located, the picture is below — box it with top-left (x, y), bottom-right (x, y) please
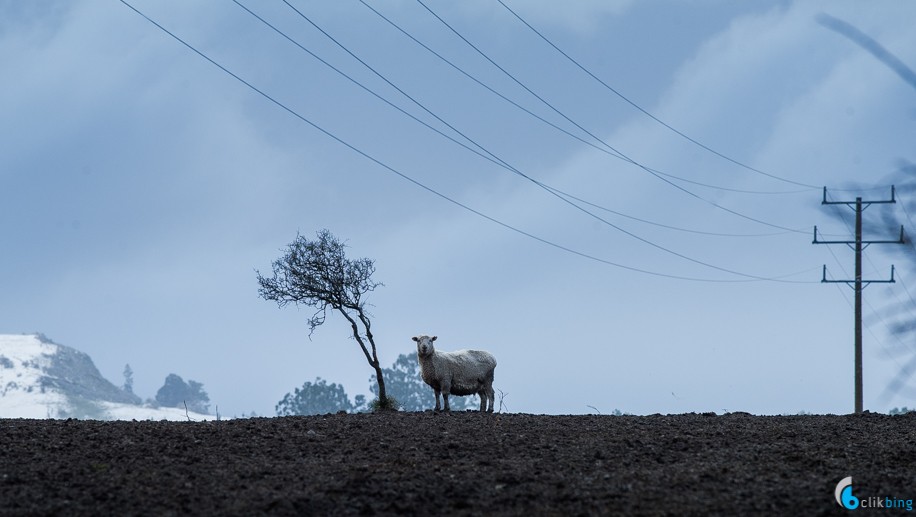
top-left (122, 364), bottom-right (134, 394)
top-left (276, 377), bottom-right (356, 416)
top-left (155, 373), bottom-right (210, 414)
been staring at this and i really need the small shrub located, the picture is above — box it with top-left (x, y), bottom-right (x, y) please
top-left (369, 395), bottom-right (401, 412)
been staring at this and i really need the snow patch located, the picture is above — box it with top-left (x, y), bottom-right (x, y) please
top-left (0, 334), bottom-right (220, 421)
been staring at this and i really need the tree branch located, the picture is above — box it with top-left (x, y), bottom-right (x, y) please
top-left (337, 307), bottom-right (374, 367)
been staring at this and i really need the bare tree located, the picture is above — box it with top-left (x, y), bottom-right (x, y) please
top-left (256, 229), bottom-right (392, 408)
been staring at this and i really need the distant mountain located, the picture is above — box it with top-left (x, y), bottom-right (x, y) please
top-left (0, 333), bottom-right (215, 421)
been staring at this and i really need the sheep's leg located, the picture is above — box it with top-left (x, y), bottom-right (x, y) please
top-left (434, 389), bottom-right (442, 411)
top-left (486, 386), bottom-right (495, 413)
top-left (478, 391), bottom-right (487, 412)
top-left (441, 381), bottom-right (451, 411)
top-left (484, 368), bottom-right (496, 413)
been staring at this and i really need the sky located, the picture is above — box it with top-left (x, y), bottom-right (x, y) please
top-left (2, 0), bottom-right (916, 417)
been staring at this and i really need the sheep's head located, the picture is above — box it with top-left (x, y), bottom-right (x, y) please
top-left (412, 335), bottom-right (437, 358)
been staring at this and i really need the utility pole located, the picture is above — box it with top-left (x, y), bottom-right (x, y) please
top-left (813, 186), bottom-right (903, 414)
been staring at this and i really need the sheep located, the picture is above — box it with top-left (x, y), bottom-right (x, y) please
top-left (412, 334), bottom-right (497, 412)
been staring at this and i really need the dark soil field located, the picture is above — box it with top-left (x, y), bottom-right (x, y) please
top-left (1, 411), bottom-right (914, 515)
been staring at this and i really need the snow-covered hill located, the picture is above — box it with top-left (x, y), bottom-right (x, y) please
top-left (0, 334), bottom-right (215, 421)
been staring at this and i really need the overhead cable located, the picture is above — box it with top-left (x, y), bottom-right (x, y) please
top-left (119, 0), bottom-right (816, 283)
top-left (410, 0), bottom-right (812, 233)
top-left (234, 1), bottom-right (796, 243)
top-left (279, 0), bottom-right (807, 278)
top-left (495, 0), bottom-right (819, 189)
top-left (360, 0), bottom-right (809, 198)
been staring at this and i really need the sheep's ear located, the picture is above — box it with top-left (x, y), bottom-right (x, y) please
top-left (431, 336), bottom-right (437, 342)
top-left (411, 336), bottom-right (419, 342)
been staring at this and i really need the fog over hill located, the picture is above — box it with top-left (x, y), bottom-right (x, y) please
top-left (0, 334), bottom-right (214, 421)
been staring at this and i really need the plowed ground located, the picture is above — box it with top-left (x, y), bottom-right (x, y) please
top-left (1, 412), bottom-right (914, 515)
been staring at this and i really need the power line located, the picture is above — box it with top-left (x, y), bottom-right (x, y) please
top-left (894, 264), bottom-right (916, 311)
top-left (233, 1), bottom-right (759, 242)
top-left (275, 0), bottom-right (805, 280)
top-left (119, 0), bottom-right (795, 284)
top-left (898, 192), bottom-right (916, 233)
top-left (359, 0), bottom-right (815, 234)
top-left (495, 0), bottom-right (819, 189)
top-left (548, 186), bottom-right (792, 238)
top-left (415, 0), bottom-right (624, 155)
top-left (359, 0), bottom-right (812, 199)
top-left (409, 0), bottom-right (813, 235)
top-left (234, 0), bottom-right (749, 243)
top-left (242, 0), bottom-right (792, 242)
top-left (414, 0), bottom-right (655, 174)
top-left (646, 168), bottom-right (811, 196)
top-left (228, 2), bottom-right (523, 177)
top-left (355, 0), bottom-right (621, 160)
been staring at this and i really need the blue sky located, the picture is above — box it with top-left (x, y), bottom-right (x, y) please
top-left (2, 0), bottom-right (915, 416)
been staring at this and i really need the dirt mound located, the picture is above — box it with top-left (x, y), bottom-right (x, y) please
top-left (1, 412), bottom-right (913, 515)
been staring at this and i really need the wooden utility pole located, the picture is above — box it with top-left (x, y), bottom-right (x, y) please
top-left (814, 186), bottom-right (903, 413)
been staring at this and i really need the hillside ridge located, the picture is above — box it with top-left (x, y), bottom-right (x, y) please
top-left (0, 333), bottom-right (212, 420)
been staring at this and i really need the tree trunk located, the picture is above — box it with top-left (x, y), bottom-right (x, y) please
top-left (358, 310), bottom-right (388, 405)
top-left (374, 360), bottom-right (387, 403)
top-left (338, 307), bottom-right (389, 407)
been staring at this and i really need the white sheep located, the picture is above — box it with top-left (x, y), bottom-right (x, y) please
top-left (412, 335), bottom-right (497, 412)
